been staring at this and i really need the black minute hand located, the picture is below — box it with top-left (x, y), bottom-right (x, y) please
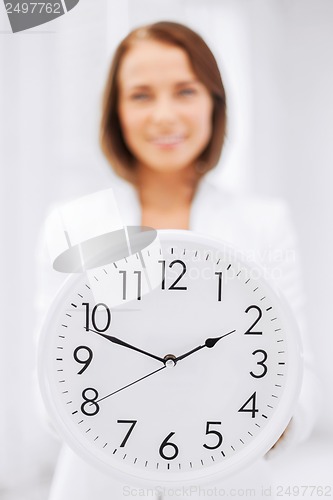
top-left (88, 328), bottom-right (165, 364)
top-left (175, 329), bottom-right (236, 362)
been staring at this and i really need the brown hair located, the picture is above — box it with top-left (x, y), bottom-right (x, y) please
top-left (100, 21), bottom-right (227, 182)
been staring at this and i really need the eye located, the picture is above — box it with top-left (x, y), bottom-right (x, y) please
top-left (178, 87), bottom-right (197, 97)
top-left (130, 93), bottom-right (151, 102)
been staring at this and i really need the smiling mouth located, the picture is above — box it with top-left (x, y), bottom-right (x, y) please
top-left (151, 135), bottom-right (185, 147)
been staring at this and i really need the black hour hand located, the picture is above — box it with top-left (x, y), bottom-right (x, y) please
top-left (205, 331), bottom-right (235, 348)
top-left (175, 329), bottom-right (236, 362)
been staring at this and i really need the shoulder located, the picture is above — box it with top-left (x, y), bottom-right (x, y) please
top-left (197, 178), bottom-right (293, 233)
top-left (192, 178), bottom-right (297, 255)
top-left (202, 179), bottom-right (290, 218)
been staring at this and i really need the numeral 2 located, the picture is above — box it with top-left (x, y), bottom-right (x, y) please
top-left (244, 305), bottom-right (262, 335)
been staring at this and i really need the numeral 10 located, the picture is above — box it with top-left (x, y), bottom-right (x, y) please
top-left (82, 302), bottom-right (111, 332)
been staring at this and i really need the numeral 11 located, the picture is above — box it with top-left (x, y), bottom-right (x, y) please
top-left (119, 270), bottom-right (142, 301)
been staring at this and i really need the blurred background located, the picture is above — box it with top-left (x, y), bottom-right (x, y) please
top-left (0, 0), bottom-right (332, 498)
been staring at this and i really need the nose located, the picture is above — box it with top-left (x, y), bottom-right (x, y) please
top-left (150, 95), bottom-right (177, 125)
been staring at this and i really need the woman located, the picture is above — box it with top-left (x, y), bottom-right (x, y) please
top-left (100, 21), bottom-right (226, 233)
top-left (46, 21), bottom-right (318, 500)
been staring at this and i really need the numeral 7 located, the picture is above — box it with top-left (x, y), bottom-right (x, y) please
top-left (117, 420), bottom-right (137, 447)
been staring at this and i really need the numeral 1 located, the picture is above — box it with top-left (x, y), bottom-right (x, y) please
top-left (215, 272), bottom-right (223, 301)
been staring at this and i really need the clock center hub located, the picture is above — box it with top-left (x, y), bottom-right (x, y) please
top-left (164, 354), bottom-right (176, 368)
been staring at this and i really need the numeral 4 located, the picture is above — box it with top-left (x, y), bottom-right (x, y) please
top-left (238, 392), bottom-right (259, 418)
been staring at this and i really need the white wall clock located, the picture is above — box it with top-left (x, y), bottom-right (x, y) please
top-left (38, 229), bottom-right (302, 486)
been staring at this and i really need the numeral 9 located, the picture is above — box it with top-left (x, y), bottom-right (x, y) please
top-left (73, 345), bottom-right (93, 374)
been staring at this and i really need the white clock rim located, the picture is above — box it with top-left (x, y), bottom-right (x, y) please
top-left (38, 229), bottom-right (303, 486)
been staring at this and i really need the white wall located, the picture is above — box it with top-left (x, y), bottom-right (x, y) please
top-left (0, 0), bottom-right (332, 497)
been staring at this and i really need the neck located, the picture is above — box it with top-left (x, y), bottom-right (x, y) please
top-left (137, 164), bottom-right (199, 209)
top-left (136, 163), bottom-right (200, 229)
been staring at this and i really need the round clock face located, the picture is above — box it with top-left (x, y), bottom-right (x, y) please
top-left (39, 230), bottom-right (302, 484)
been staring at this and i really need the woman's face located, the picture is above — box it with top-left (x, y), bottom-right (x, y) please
top-left (117, 40), bottom-right (214, 175)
